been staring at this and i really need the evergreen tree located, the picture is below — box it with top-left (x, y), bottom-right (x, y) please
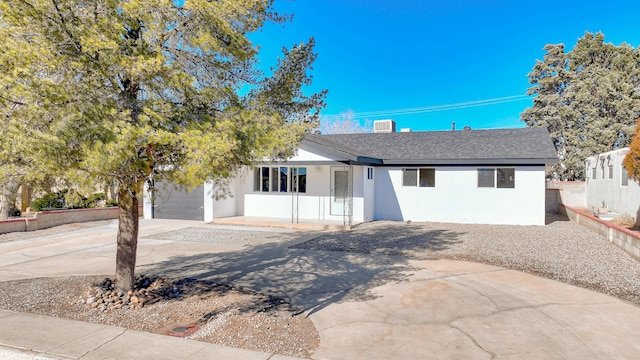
top-left (0, 0), bottom-right (326, 291)
top-left (522, 32), bottom-right (640, 180)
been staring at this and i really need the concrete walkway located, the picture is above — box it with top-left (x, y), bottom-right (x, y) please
top-left (0, 219), bottom-right (639, 359)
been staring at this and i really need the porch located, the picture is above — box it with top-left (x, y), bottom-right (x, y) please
top-left (211, 216), bottom-right (362, 231)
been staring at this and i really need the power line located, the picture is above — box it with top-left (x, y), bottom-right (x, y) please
top-left (322, 94), bottom-right (530, 120)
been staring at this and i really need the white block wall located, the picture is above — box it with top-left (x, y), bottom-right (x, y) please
top-left (586, 148), bottom-right (640, 223)
top-left (374, 166), bottom-right (547, 226)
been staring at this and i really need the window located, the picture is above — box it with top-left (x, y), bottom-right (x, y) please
top-left (403, 168), bottom-right (435, 187)
top-left (478, 168), bottom-right (515, 188)
top-left (419, 168), bottom-right (435, 187)
top-left (602, 166), bottom-right (605, 179)
top-left (254, 167), bottom-right (306, 193)
top-left (497, 168), bottom-right (515, 188)
top-left (279, 167), bottom-right (288, 192)
top-left (253, 168), bottom-right (260, 191)
top-left (367, 167), bottom-right (374, 180)
top-left (622, 165), bottom-right (629, 186)
top-left (290, 167), bottom-right (307, 193)
top-left (271, 168), bottom-right (279, 192)
top-left (608, 165), bottom-right (613, 180)
top-left (261, 167), bottom-right (270, 192)
top-left (478, 168), bottom-right (495, 187)
top-left (298, 168), bottom-right (307, 192)
top-left (592, 167), bottom-right (596, 180)
top-left (402, 169), bottom-right (417, 186)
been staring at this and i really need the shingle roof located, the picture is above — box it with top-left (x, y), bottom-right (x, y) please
top-left (303, 128), bottom-right (558, 165)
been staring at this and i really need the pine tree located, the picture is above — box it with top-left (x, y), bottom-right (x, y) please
top-left (0, 0), bottom-right (326, 291)
top-left (522, 32), bottom-right (640, 180)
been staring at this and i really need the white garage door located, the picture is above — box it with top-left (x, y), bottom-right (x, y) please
top-left (152, 182), bottom-right (204, 221)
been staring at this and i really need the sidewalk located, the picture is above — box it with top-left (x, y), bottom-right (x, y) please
top-left (0, 310), bottom-right (301, 360)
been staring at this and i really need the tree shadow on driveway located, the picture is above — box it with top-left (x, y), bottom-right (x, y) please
top-left (139, 223), bottom-right (464, 316)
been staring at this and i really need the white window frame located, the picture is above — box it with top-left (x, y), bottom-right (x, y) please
top-left (478, 168), bottom-right (515, 188)
top-left (254, 166), bottom-right (307, 193)
top-left (402, 168), bottom-right (435, 187)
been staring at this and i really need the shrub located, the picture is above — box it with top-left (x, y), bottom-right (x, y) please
top-left (30, 190), bottom-right (67, 211)
top-left (31, 190), bottom-right (117, 211)
top-left (65, 190), bottom-right (87, 209)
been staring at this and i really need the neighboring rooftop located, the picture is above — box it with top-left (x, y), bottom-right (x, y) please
top-left (303, 127), bottom-right (558, 165)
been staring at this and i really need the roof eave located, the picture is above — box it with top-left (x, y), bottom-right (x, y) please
top-left (382, 158), bottom-right (558, 165)
top-left (300, 138), bottom-right (360, 163)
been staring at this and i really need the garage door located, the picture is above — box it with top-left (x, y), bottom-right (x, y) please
top-left (152, 182), bottom-right (204, 220)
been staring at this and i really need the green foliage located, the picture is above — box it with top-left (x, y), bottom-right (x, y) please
top-left (0, 0), bottom-right (326, 192)
top-left (0, 0), bottom-right (325, 290)
top-left (30, 190), bottom-right (68, 211)
top-left (522, 32), bottom-right (640, 180)
top-left (30, 190), bottom-right (115, 211)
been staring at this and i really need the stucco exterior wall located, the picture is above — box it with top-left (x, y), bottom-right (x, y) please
top-left (374, 166), bottom-right (546, 225)
top-left (586, 148), bottom-right (640, 224)
top-left (363, 167), bottom-right (375, 222)
top-left (203, 176), bottom-right (244, 222)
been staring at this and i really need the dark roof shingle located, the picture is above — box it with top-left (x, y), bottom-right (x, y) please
top-left (303, 128), bottom-right (557, 165)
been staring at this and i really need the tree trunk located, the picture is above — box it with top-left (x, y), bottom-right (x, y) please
top-left (0, 179), bottom-right (20, 219)
top-left (114, 186), bottom-right (139, 291)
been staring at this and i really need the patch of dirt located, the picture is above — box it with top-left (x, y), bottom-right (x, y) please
top-left (0, 276), bottom-right (318, 358)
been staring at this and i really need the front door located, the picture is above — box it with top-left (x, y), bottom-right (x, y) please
top-left (330, 167), bottom-right (351, 219)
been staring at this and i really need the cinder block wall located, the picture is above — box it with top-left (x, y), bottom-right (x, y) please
top-left (546, 181), bottom-right (586, 212)
top-left (33, 208), bottom-right (119, 230)
top-left (0, 207), bottom-right (136, 234)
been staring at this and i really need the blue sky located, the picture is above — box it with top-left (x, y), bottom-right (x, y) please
top-left (250, 1), bottom-right (640, 132)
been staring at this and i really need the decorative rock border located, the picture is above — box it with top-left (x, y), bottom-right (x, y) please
top-left (80, 276), bottom-right (182, 312)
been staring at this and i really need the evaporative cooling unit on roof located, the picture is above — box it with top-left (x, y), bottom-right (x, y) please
top-left (373, 119), bottom-right (396, 133)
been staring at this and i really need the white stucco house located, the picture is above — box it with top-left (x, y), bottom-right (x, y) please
top-left (586, 148), bottom-right (640, 224)
top-left (145, 126), bottom-right (558, 226)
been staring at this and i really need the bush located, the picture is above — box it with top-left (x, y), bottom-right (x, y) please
top-left (84, 192), bottom-right (107, 208)
top-left (30, 190), bottom-right (67, 211)
top-left (65, 189), bottom-right (87, 209)
top-left (30, 190), bottom-right (118, 211)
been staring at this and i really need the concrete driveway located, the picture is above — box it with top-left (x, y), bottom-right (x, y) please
top-left (0, 219), bottom-right (639, 359)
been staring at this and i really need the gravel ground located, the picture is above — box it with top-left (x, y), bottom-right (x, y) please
top-left (0, 276), bottom-right (318, 358)
top-left (0, 222), bottom-right (318, 357)
top-left (144, 227), bottom-right (298, 245)
top-left (1, 215), bottom-right (639, 357)
top-left (293, 216), bottom-right (640, 305)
